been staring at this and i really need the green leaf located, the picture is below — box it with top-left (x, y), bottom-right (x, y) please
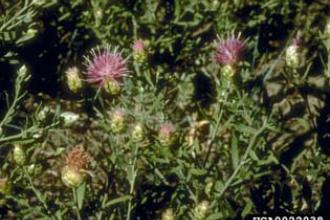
top-left (206, 212), bottom-right (222, 220)
top-left (241, 200), bottom-right (253, 217)
top-left (190, 168), bottom-right (207, 176)
top-left (77, 182), bottom-right (86, 210)
top-left (235, 124), bottom-right (258, 134)
top-left (248, 150), bottom-right (259, 161)
top-left (55, 209), bottom-right (63, 220)
top-left (104, 195), bottom-right (132, 208)
top-left (231, 134), bottom-right (239, 169)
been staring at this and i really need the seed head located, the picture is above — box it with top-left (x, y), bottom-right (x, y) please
top-left (215, 33), bottom-right (246, 66)
top-left (84, 46), bottom-right (128, 94)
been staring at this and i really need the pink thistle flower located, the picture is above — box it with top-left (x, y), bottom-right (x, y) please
top-left (159, 123), bottom-right (175, 137)
top-left (84, 46), bottom-right (128, 86)
top-left (133, 39), bottom-right (145, 54)
top-left (132, 39), bottom-right (148, 63)
top-left (215, 33), bottom-right (246, 65)
top-left (159, 122), bottom-right (177, 147)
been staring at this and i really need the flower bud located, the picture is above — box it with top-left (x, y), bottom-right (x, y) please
top-left (193, 200), bottom-right (209, 220)
top-left (17, 65), bottom-right (29, 80)
top-left (110, 110), bottom-right (126, 133)
top-left (159, 123), bottom-right (177, 147)
top-left (13, 144), bottom-right (26, 166)
top-left (205, 179), bottom-right (214, 196)
top-left (0, 177), bottom-right (11, 195)
top-left (36, 106), bottom-right (52, 122)
top-left (94, 10), bottom-right (103, 26)
top-left (132, 123), bottom-right (145, 142)
top-left (104, 79), bottom-right (121, 96)
top-left (65, 66), bottom-right (83, 93)
top-left (61, 148), bottom-right (90, 188)
top-left (285, 36), bottom-right (303, 70)
top-left (133, 39), bottom-right (148, 63)
top-left (161, 208), bottom-right (175, 220)
top-left (222, 64), bottom-right (235, 78)
top-left (61, 166), bottom-right (86, 188)
top-left (285, 45), bottom-right (299, 69)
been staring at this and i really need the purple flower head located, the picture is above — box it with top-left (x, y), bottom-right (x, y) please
top-left (215, 33), bottom-right (246, 65)
top-left (133, 39), bottom-right (145, 54)
top-left (84, 46), bottom-right (128, 86)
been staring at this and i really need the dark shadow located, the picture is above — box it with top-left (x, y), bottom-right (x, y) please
top-left (316, 95), bottom-right (330, 156)
top-left (192, 72), bottom-right (216, 109)
top-left (133, 183), bottom-right (177, 220)
top-left (316, 175), bottom-right (330, 218)
top-left (279, 131), bottom-right (313, 167)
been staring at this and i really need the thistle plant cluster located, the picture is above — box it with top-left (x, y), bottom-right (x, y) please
top-left (1, 1), bottom-right (330, 219)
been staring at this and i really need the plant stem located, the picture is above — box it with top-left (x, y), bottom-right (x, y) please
top-left (216, 121), bottom-right (268, 200)
top-left (72, 188), bottom-right (82, 220)
top-left (203, 91), bottom-right (228, 166)
top-left (23, 167), bottom-right (59, 220)
top-left (126, 144), bottom-right (139, 220)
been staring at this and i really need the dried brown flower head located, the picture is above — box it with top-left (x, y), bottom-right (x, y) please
top-left (64, 147), bottom-right (90, 171)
